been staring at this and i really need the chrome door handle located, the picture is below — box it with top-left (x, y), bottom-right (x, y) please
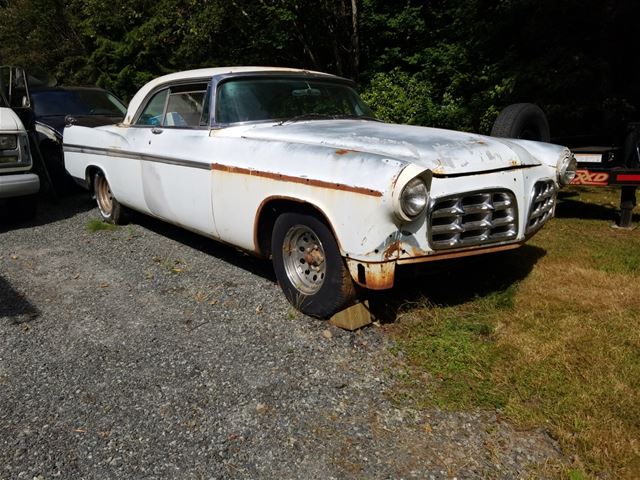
top-left (151, 127), bottom-right (163, 135)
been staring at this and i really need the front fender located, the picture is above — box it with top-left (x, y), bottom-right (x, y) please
top-left (209, 134), bottom-right (424, 260)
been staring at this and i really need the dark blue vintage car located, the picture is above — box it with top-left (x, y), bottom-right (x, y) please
top-left (31, 86), bottom-right (127, 191)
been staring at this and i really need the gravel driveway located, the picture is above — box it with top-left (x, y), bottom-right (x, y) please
top-left (1, 194), bottom-right (563, 479)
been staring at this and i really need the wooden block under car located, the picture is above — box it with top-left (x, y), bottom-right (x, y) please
top-left (329, 300), bottom-right (373, 330)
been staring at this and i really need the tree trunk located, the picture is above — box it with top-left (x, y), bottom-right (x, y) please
top-left (351, 0), bottom-right (359, 80)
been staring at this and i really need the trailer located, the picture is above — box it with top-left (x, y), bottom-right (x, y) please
top-left (492, 104), bottom-right (638, 228)
top-left (569, 123), bottom-right (640, 228)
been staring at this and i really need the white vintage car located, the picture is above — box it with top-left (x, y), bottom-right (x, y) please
top-left (63, 67), bottom-right (575, 318)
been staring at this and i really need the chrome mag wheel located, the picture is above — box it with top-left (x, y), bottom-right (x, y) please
top-left (282, 225), bottom-right (327, 295)
top-left (95, 173), bottom-right (113, 217)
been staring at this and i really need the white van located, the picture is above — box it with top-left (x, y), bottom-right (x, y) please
top-left (0, 67), bottom-right (39, 218)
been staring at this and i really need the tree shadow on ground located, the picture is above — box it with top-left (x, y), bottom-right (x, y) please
top-left (130, 211), bottom-right (277, 283)
top-left (366, 245), bottom-right (547, 323)
top-left (0, 191), bottom-right (95, 233)
top-left (0, 276), bottom-right (40, 324)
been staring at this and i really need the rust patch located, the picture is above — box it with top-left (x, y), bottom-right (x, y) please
top-left (400, 245), bottom-right (428, 257)
top-left (346, 258), bottom-right (395, 290)
top-left (364, 264), bottom-right (395, 290)
top-left (211, 163), bottom-right (382, 197)
top-left (335, 149), bottom-right (350, 155)
top-left (382, 240), bottom-right (402, 261)
top-left (252, 195), bottom-right (344, 256)
top-left (253, 196), bottom-right (303, 256)
top-left (304, 247), bottom-right (324, 266)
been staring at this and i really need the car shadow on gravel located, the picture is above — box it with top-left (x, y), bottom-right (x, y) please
top-left (130, 211), bottom-right (277, 282)
top-left (127, 209), bottom-right (545, 322)
top-left (0, 192), bottom-right (95, 233)
top-left (0, 276), bottom-right (40, 324)
top-left (367, 245), bottom-right (546, 322)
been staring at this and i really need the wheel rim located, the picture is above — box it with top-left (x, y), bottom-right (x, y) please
top-left (282, 225), bottom-right (327, 295)
top-left (95, 175), bottom-right (113, 217)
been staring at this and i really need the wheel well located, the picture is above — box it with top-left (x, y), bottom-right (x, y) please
top-left (85, 166), bottom-right (101, 192)
top-left (255, 198), bottom-right (336, 258)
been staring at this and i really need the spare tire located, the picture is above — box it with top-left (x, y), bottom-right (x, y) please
top-left (490, 103), bottom-right (550, 142)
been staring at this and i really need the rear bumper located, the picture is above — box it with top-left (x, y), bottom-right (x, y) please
top-left (0, 173), bottom-right (40, 199)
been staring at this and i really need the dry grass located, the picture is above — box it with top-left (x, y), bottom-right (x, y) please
top-left (389, 186), bottom-right (640, 479)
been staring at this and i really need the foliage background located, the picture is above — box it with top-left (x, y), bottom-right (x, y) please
top-left (1, 0), bottom-right (639, 140)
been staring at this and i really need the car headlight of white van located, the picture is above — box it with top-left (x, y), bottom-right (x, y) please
top-left (0, 134), bottom-right (17, 150)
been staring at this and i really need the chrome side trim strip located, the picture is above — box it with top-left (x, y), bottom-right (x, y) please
top-left (63, 144), bottom-right (210, 171)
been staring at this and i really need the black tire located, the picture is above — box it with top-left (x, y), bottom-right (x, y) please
top-left (272, 212), bottom-right (355, 318)
top-left (93, 171), bottom-right (126, 224)
top-left (490, 103), bottom-right (550, 142)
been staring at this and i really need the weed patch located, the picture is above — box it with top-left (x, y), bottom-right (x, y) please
top-left (86, 219), bottom-right (118, 232)
top-left (390, 187), bottom-right (640, 479)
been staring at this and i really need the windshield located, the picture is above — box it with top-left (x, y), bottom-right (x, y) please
top-left (31, 89), bottom-right (127, 117)
top-left (215, 77), bottom-right (374, 124)
top-left (0, 92), bottom-right (7, 108)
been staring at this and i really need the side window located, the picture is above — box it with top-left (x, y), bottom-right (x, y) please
top-left (164, 89), bottom-right (206, 127)
top-left (136, 89), bottom-right (168, 126)
top-left (135, 82), bottom-right (209, 128)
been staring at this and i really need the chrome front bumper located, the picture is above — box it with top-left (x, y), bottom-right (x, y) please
top-left (0, 173), bottom-right (40, 199)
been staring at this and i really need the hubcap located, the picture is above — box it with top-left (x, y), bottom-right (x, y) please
top-left (96, 175), bottom-right (113, 217)
top-left (282, 225), bottom-right (326, 295)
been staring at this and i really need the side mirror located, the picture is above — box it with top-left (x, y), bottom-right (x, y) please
top-left (22, 95), bottom-right (30, 108)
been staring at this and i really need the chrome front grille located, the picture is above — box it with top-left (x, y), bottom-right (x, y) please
top-left (526, 180), bottom-right (556, 235)
top-left (429, 190), bottom-right (518, 250)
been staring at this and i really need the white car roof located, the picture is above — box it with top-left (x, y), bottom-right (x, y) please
top-left (123, 66), bottom-right (338, 125)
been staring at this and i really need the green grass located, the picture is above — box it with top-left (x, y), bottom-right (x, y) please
top-left (85, 218), bottom-right (118, 232)
top-left (390, 186), bottom-right (640, 479)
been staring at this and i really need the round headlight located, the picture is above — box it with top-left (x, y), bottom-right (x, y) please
top-left (400, 177), bottom-right (428, 217)
top-left (558, 152), bottom-right (577, 186)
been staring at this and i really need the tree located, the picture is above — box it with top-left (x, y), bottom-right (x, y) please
top-left (0, 0), bottom-right (85, 84)
top-left (1, 0), bottom-right (638, 135)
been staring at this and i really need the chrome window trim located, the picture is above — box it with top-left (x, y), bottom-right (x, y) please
top-left (131, 78), bottom-right (211, 129)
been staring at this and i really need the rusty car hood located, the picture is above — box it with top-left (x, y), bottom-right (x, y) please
top-left (240, 120), bottom-right (542, 175)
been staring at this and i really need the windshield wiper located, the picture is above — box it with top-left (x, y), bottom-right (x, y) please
top-left (329, 114), bottom-right (382, 122)
top-left (277, 113), bottom-right (335, 125)
top-left (277, 113), bottom-right (380, 125)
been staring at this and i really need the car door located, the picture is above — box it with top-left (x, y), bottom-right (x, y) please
top-left (130, 81), bottom-right (218, 237)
